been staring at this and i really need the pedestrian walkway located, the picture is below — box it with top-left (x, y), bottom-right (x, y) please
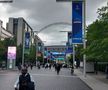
top-left (75, 69), bottom-right (108, 90)
top-left (0, 67), bottom-right (92, 90)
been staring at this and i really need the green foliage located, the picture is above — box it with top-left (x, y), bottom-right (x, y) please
top-left (0, 37), bottom-right (16, 62)
top-left (16, 44), bottom-right (22, 64)
top-left (0, 40), bottom-right (6, 61)
top-left (75, 45), bottom-right (83, 61)
top-left (24, 45), bottom-right (36, 63)
top-left (37, 56), bottom-right (43, 63)
top-left (83, 2), bottom-right (108, 62)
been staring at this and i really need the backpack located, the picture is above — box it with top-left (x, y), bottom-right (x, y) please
top-left (19, 73), bottom-right (35, 90)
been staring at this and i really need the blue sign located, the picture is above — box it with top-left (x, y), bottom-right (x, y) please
top-left (66, 47), bottom-right (73, 54)
top-left (68, 32), bottom-right (72, 46)
top-left (72, 1), bottom-right (83, 44)
top-left (25, 32), bottom-right (30, 49)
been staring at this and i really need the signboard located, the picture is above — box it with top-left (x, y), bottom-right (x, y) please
top-left (25, 32), bottom-right (30, 49)
top-left (72, 1), bottom-right (83, 44)
top-left (7, 46), bottom-right (16, 60)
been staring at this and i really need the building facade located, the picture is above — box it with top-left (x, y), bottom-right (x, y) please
top-left (35, 35), bottom-right (44, 60)
top-left (0, 20), bottom-right (13, 40)
top-left (7, 17), bottom-right (34, 46)
top-left (44, 45), bottom-right (67, 63)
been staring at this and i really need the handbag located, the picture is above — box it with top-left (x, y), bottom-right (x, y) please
top-left (28, 81), bottom-right (35, 90)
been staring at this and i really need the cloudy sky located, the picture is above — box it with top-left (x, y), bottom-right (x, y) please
top-left (0, 0), bottom-right (107, 45)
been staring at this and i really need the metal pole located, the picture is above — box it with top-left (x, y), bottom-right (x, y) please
top-left (36, 38), bottom-right (38, 65)
top-left (83, 0), bottom-right (86, 77)
top-left (73, 44), bottom-right (75, 67)
top-left (22, 30), bottom-right (25, 65)
top-left (42, 43), bottom-right (44, 63)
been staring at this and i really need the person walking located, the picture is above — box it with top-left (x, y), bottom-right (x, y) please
top-left (30, 63), bottom-right (33, 70)
top-left (56, 63), bottom-right (61, 75)
top-left (14, 68), bottom-right (35, 90)
top-left (105, 64), bottom-right (108, 79)
top-left (18, 63), bottom-right (22, 71)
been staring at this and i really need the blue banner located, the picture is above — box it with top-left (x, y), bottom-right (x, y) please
top-left (25, 32), bottom-right (30, 49)
top-left (66, 46), bottom-right (73, 54)
top-left (72, 1), bottom-right (83, 44)
top-left (68, 32), bottom-right (72, 46)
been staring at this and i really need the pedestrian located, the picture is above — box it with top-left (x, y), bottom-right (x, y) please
top-left (49, 63), bottom-right (51, 69)
top-left (44, 63), bottom-right (48, 69)
top-left (105, 64), bottom-right (108, 79)
top-left (37, 61), bottom-right (41, 69)
top-left (18, 63), bottom-right (22, 71)
top-left (56, 63), bottom-right (61, 75)
top-left (14, 68), bottom-right (35, 90)
top-left (30, 63), bottom-right (33, 70)
top-left (71, 65), bottom-right (74, 75)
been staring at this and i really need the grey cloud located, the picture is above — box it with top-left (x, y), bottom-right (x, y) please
top-left (2, 0), bottom-right (107, 45)
top-left (86, 0), bottom-right (107, 24)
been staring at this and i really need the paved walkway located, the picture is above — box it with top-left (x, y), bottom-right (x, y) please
top-left (0, 67), bottom-right (92, 90)
top-left (75, 69), bottom-right (108, 90)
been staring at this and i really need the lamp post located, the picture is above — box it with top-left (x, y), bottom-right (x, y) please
top-left (83, 0), bottom-right (86, 77)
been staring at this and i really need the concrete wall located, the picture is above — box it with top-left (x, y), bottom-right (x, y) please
top-left (7, 18), bottom-right (13, 34)
top-left (17, 18), bottom-right (23, 46)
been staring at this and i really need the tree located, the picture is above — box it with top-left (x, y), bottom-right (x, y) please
top-left (0, 40), bottom-right (6, 62)
top-left (0, 37), bottom-right (16, 64)
top-left (24, 45), bottom-right (36, 63)
top-left (83, 2), bottom-right (108, 62)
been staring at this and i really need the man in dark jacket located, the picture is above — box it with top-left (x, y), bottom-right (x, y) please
top-left (14, 68), bottom-right (35, 90)
top-left (56, 63), bottom-right (61, 75)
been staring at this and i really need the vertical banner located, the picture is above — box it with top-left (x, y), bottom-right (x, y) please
top-left (66, 32), bottom-right (73, 54)
top-left (72, 1), bottom-right (83, 44)
top-left (25, 32), bottom-right (30, 49)
top-left (66, 47), bottom-right (73, 54)
top-left (68, 32), bottom-right (72, 46)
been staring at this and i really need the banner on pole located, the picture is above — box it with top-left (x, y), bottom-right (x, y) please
top-left (25, 32), bottom-right (30, 49)
top-left (72, 1), bottom-right (83, 44)
top-left (66, 46), bottom-right (73, 54)
top-left (68, 32), bottom-right (72, 46)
